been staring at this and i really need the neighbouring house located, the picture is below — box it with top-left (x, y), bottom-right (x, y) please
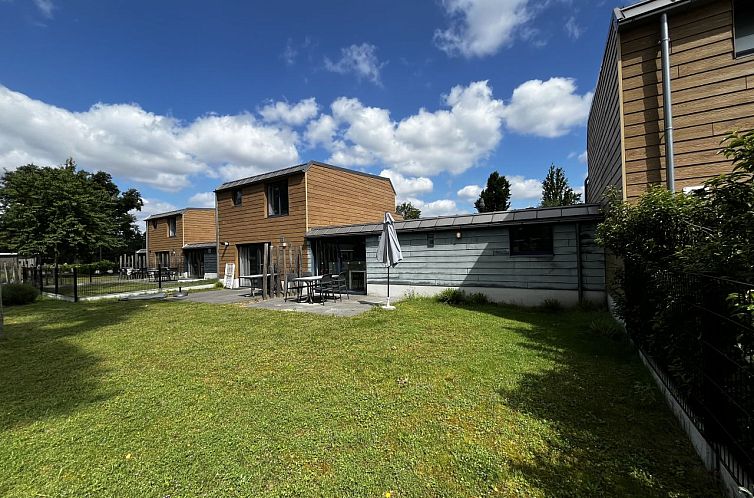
top-left (586, 0), bottom-right (754, 203)
top-left (144, 208), bottom-right (218, 278)
top-left (306, 204), bottom-right (606, 306)
top-left (215, 160), bottom-right (396, 289)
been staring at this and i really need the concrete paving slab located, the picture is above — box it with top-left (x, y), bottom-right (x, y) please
top-left (247, 296), bottom-right (385, 317)
top-left (183, 288), bottom-right (259, 305)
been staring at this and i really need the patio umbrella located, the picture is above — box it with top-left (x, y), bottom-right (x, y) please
top-left (376, 212), bottom-right (403, 310)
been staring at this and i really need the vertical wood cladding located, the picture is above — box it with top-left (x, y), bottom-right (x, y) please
top-left (619, 0), bottom-right (753, 200)
top-left (306, 164), bottom-right (396, 228)
top-left (587, 21), bottom-right (624, 203)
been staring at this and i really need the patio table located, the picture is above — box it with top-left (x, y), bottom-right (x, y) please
top-left (293, 275), bottom-right (323, 304)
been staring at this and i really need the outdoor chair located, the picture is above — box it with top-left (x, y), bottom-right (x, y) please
top-left (314, 274), bottom-right (333, 305)
top-left (285, 273), bottom-right (304, 302)
top-left (331, 271), bottom-right (347, 301)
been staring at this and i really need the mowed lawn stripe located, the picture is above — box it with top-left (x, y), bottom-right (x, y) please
top-left (0, 298), bottom-right (721, 497)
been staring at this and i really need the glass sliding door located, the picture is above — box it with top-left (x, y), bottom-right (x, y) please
top-left (237, 244), bottom-right (264, 276)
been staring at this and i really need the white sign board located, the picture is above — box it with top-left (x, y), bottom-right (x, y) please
top-left (223, 263), bottom-right (236, 289)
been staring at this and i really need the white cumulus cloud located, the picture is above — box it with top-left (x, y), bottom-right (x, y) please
top-left (509, 175), bottom-right (541, 200)
top-left (325, 43), bottom-right (384, 85)
top-left (407, 197), bottom-right (462, 218)
top-left (434, 0), bottom-right (532, 57)
top-left (188, 191), bottom-right (216, 208)
top-left (0, 85), bottom-right (302, 190)
top-left (133, 198), bottom-right (178, 225)
top-left (33, 0), bottom-right (54, 18)
top-left (318, 80), bottom-right (505, 177)
top-left (259, 98), bottom-right (319, 126)
top-left (379, 169), bottom-right (433, 201)
top-left (457, 184), bottom-right (482, 201)
top-left (501, 77), bottom-right (593, 138)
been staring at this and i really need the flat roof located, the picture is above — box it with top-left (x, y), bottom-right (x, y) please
top-left (306, 204), bottom-right (602, 238)
top-left (144, 207), bottom-right (214, 221)
top-left (215, 160), bottom-right (395, 194)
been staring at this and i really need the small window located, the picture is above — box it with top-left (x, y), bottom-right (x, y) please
top-left (427, 233), bottom-right (434, 248)
top-left (151, 220), bottom-right (157, 230)
top-left (168, 217), bottom-right (176, 238)
top-left (510, 225), bottom-right (553, 256)
top-left (735, 0), bottom-right (754, 57)
top-left (232, 189), bottom-right (242, 206)
top-left (267, 180), bottom-right (289, 216)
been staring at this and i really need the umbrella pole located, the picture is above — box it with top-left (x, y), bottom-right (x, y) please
top-left (387, 266), bottom-right (390, 307)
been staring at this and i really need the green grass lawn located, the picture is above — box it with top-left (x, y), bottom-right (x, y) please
top-left (0, 298), bottom-right (720, 497)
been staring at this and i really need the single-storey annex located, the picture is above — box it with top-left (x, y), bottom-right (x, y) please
top-left (306, 204), bottom-right (606, 306)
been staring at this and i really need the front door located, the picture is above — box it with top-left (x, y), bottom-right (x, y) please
top-left (186, 251), bottom-right (205, 278)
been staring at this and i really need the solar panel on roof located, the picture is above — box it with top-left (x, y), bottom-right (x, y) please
top-left (452, 216), bottom-right (473, 225)
top-left (434, 217), bottom-right (454, 227)
top-left (491, 212), bottom-right (514, 223)
top-left (471, 214), bottom-right (493, 224)
top-left (537, 208), bottom-right (563, 219)
top-left (418, 219), bottom-right (438, 228)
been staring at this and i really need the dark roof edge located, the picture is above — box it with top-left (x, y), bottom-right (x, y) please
top-left (214, 160), bottom-right (395, 194)
top-left (143, 207), bottom-right (214, 221)
top-left (614, 0), bottom-right (705, 27)
top-left (306, 204), bottom-right (603, 238)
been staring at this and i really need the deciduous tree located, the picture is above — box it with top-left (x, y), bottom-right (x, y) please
top-left (396, 201), bottom-right (421, 220)
top-left (540, 165), bottom-right (581, 207)
top-left (475, 171), bottom-right (511, 213)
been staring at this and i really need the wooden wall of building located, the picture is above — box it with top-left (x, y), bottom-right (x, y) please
top-left (620, 0), bottom-right (754, 199)
top-left (587, 21), bottom-right (625, 203)
top-left (146, 215), bottom-right (183, 268)
top-left (366, 223), bottom-right (605, 292)
top-left (306, 165), bottom-right (396, 228)
top-left (216, 173), bottom-right (309, 278)
top-left (182, 209), bottom-right (216, 245)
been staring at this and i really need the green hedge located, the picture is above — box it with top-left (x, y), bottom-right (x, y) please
top-left (2, 283), bottom-right (39, 306)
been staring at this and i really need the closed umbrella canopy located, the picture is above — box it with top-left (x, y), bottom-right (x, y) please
top-left (376, 212), bottom-right (403, 267)
top-left (376, 212), bottom-right (402, 309)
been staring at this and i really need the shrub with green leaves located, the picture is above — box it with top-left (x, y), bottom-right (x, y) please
top-left (1, 284), bottom-right (39, 306)
top-left (435, 288), bottom-right (467, 305)
top-left (540, 298), bottom-right (563, 313)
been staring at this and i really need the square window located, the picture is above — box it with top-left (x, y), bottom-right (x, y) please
top-left (735, 0), bottom-right (754, 57)
top-left (427, 233), bottom-right (434, 248)
top-left (168, 217), bottom-right (176, 238)
top-left (510, 224), bottom-right (553, 256)
top-left (232, 189), bottom-right (242, 206)
top-left (267, 180), bottom-right (289, 216)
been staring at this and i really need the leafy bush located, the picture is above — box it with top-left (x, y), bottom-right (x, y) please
top-left (435, 288), bottom-right (467, 305)
top-left (588, 316), bottom-right (624, 340)
top-left (2, 283), bottom-right (39, 306)
top-left (466, 292), bottom-right (490, 305)
top-left (540, 298), bottom-right (563, 313)
top-left (435, 289), bottom-right (491, 305)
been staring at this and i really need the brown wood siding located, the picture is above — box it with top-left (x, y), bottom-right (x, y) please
top-left (216, 173), bottom-right (308, 278)
top-left (146, 215), bottom-right (183, 268)
top-left (306, 165), bottom-right (396, 228)
top-left (619, 0), bottom-right (753, 200)
top-left (182, 209), bottom-right (216, 245)
top-left (587, 21), bottom-right (624, 203)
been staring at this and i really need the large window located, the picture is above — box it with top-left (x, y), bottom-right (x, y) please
top-left (167, 217), bottom-right (177, 237)
top-left (510, 224), bottom-right (553, 256)
top-left (267, 181), bottom-right (289, 216)
top-left (735, 0), bottom-right (754, 57)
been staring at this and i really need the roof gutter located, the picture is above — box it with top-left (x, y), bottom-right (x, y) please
top-left (660, 12), bottom-right (676, 192)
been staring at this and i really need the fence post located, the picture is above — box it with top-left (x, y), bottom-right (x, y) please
top-left (38, 266), bottom-right (43, 295)
top-left (158, 264), bottom-right (162, 290)
top-left (54, 264), bottom-right (59, 295)
top-left (73, 267), bottom-right (78, 302)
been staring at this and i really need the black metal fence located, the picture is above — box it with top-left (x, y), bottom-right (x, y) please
top-left (627, 270), bottom-right (753, 491)
top-left (22, 265), bottom-right (213, 301)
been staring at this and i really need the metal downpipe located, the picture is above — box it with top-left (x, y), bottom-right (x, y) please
top-left (660, 13), bottom-right (676, 192)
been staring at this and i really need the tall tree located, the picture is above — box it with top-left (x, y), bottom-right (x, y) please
top-left (475, 171), bottom-right (511, 212)
top-left (0, 158), bottom-right (143, 264)
top-left (396, 201), bottom-right (421, 220)
top-left (540, 165), bottom-right (582, 207)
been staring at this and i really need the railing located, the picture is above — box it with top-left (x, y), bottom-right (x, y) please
top-left (22, 265), bottom-right (214, 301)
top-left (632, 271), bottom-right (753, 492)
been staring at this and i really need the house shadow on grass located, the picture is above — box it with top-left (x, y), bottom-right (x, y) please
top-left (0, 299), bottom-right (145, 431)
top-left (453, 303), bottom-right (722, 497)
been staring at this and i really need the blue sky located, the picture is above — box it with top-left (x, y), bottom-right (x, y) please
top-left (0, 0), bottom-right (617, 220)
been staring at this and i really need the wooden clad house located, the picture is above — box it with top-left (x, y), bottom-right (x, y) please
top-left (587, 0), bottom-right (754, 203)
top-left (215, 160), bottom-right (396, 288)
top-left (145, 208), bottom-right (217, 278)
